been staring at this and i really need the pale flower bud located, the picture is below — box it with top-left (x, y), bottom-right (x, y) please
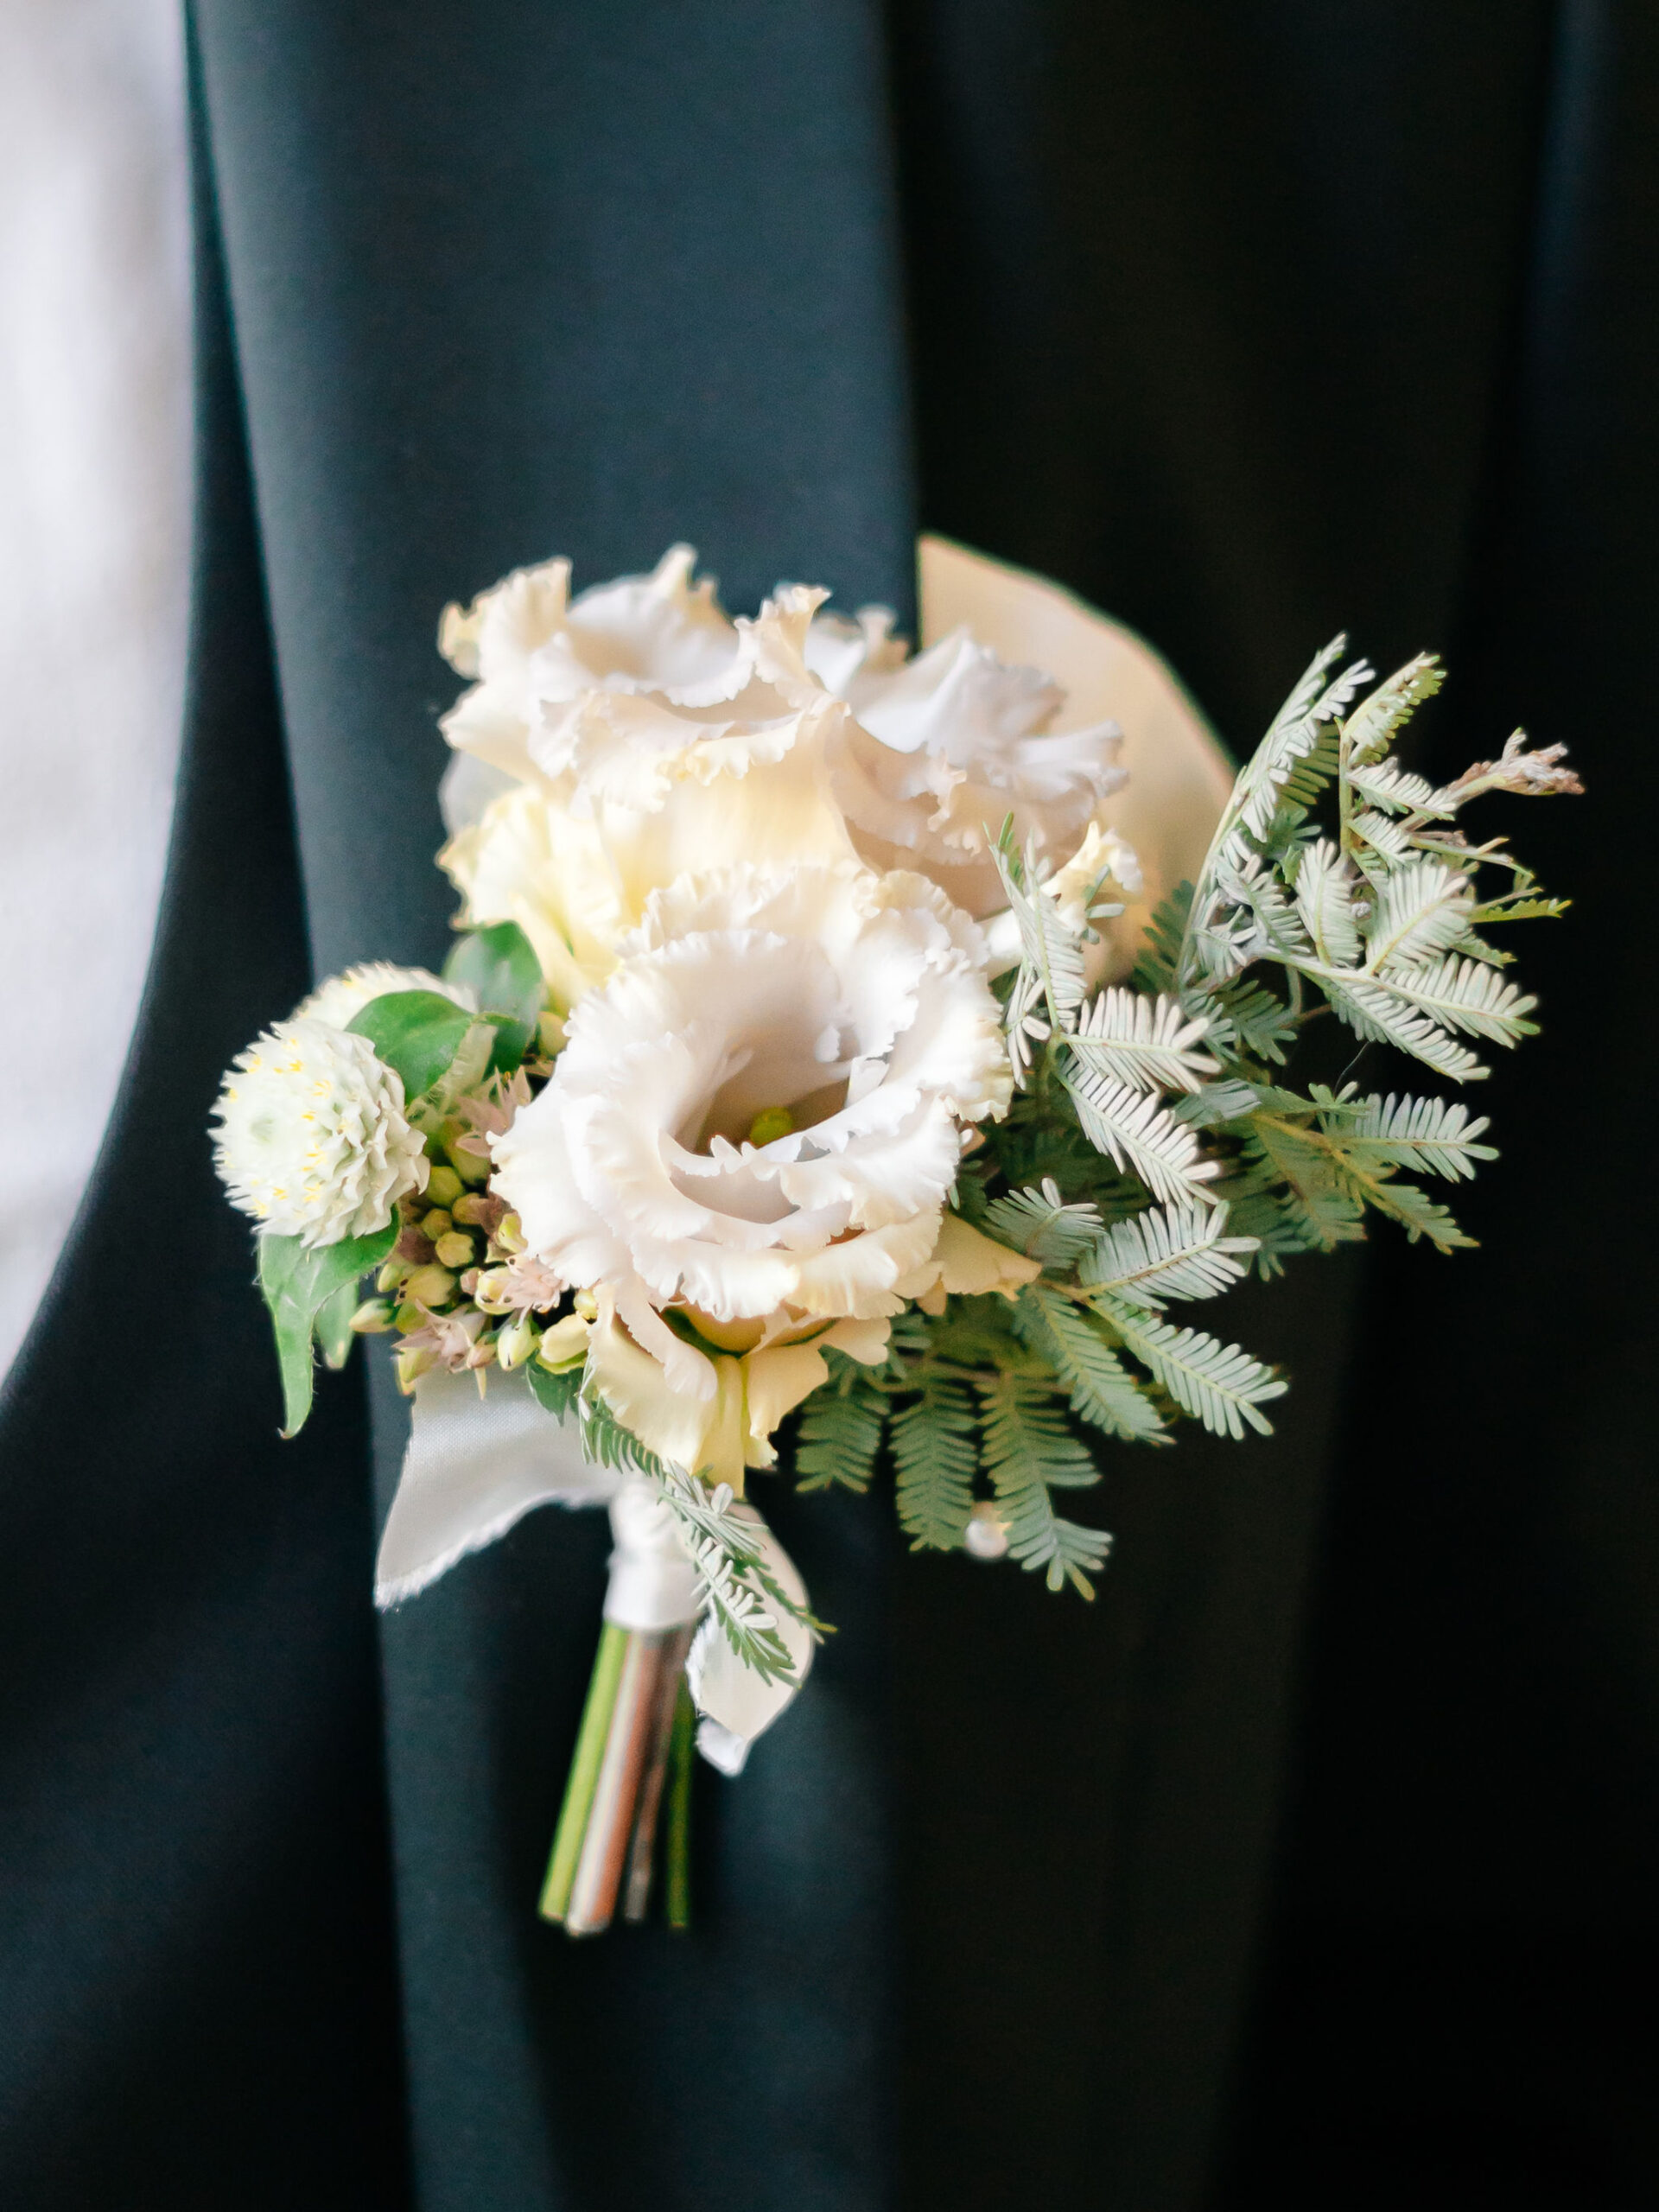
top-left (394, 1340), bottom-right (438, 1394)
top-left (496, 1313), bottom-right (538, 1370)
top-left (471, 1267), bottom-right (518, 1313)
top-left (402, 1264), bottom-right (456, 1309)
top-left (536, 1312), bottom-right (592, 1370)
top-left (423, 1163), bottom-right (465, 1209)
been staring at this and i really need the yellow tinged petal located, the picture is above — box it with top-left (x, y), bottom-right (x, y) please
top-left (586, 1308), bottom-right (718, 1475)
top-left (893, 1212), bottom-right (1042, 1310)
top-left (741, 1342), bottom-right (833, 1470)
top-left (536, 1313), bottom-right (591, 1369)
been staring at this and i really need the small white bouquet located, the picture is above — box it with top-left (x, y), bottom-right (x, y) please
top-left (213, 536), bottom-right (1579, 1934)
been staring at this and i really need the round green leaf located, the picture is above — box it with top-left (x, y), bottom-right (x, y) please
top-left (348, 988), bottom-right (475, 1100)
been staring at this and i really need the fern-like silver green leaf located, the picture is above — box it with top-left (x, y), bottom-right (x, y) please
top-left (795, 1382), bottom-right (886, 1493)
top-left (1366, 952), bottom-right (1539, 1043)
top-left (1012, 1283), bottom-right (1167, 1443)
top-left (1363, 858), bottom-right (1476, 972)
top-left (1069, 988), bottom-right (1218, 1094)
top-left (892, 1376), bottom-right (980, 1550)
top-left (1079, 1199), bottom-right (1256, 1305)
top-left (983, 1179), bottom-right (1106, 1266)
top-left (657, 1467), bottom-right (803, 1686)
top-left (1309, 969), bottom-right (1491, 1081)
top-left (1171, 1077), bottom-right (1264, 1128)
top-left (1342, 652), bottom-right (1444, 767)
top-left (1094, 1296), bottom-right (1287, 1440)
top-left (1061, 1061), bottom-right (1223, 1205)
top-left (1346, 759), bottom-right (1456, 818)
top-left (976, 1369), bottom-right (1112, 1594)
top-left (1311, 1088), bottom-right (1496, 1179)
top-left (992, 833), bottom-right (1087, 1040)
top-left (1293, 838), bottom-right (1365, 966)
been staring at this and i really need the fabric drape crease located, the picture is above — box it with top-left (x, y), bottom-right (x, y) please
top-left (2, 3), bottom-right (1654, 2208)
top-left (0, 29), bottom-right (408, 2205)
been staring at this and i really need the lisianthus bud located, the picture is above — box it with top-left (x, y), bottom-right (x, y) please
top-left (403, 1263), bottom-right (456, 1309)
top-left (350, 1297), bottom-right (395, 1334)
top-left (434, 1230), bottom-right (475, 1269)
top-left (421, 1208), bottom-right (454, 1240)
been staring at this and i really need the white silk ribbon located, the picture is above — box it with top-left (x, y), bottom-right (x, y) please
top-left (375, 1366), bottom-right (811, 1770)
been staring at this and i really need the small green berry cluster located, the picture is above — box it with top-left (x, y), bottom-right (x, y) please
top-left (346, 1135), bottom-right (589, 1392)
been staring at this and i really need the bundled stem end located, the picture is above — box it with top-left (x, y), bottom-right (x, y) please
top-left (541, 1620), bottom-right (696, 1937)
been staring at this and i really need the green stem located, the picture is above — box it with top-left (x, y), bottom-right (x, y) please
top-left (664, 1678), bottom-right (696, 1932)
top-left (540, 1618), bottom-right (627, 1923)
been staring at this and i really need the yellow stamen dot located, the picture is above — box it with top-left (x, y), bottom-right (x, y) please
top-left (747, 1106), bottom-right (795, 1147)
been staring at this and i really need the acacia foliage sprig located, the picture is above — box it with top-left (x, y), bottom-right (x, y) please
top-left (791, 644), bottom-right (1580, 1592)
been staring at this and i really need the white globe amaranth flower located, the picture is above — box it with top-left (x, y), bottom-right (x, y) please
top-left (439, 582), bottom-right (861, 1012)
top-left (213, 1016), bottom-right (429, 1247)
top-left (805, 603), bottom-right (1130, 921)
top-left (294, 962), bottom-right (475, 1032)
top-left (490, 861), bottom-right (1018, 1398)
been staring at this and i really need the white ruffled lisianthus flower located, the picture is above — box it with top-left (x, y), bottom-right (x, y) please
top-left (909, 535), bottom-right (1236, 968)
top-left (438, 788), bottom-right (627, 1013)
top-left (436, 541), bottom-right (744, 798)
top-left (440, 574), bottom-right (861, 1012)
top-left (435, 537), bottom-right (1234, 1001)
top-left (213, 1016), bottom-right (429, 1246)
top-left (294, 961), bottom-right (474, 1032)
top-left (489, 862), bottom-right (1034, 1465)
top-left (805, 604), bottom-right (1132, 920)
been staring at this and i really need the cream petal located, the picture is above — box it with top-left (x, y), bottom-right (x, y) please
top-left (588, 1301), bottom-right (721, 1469)
top-left (893, 1212), bottom-right (1044, 1308)
top-left (440, 785), bottom-right (629, 1012)
top-left (788, 1209), bottom-right (944, 1319)
top-left (490, 861), bottom-right (1011, 1346)
top-left (741, 1340), bottom-right (834, 1469)
top-left (917, 534), bottom-right (1233, 962)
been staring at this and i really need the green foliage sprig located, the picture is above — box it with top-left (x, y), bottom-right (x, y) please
top-left (791, 643), bottom-right (1581, 1593)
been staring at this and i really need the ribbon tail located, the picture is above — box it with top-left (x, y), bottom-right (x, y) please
top-left (375, 1364), bottom-right (615, 1607)
top-left (685, 1503), bottom-right (815, 1776)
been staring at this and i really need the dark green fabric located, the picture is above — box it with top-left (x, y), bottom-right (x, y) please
top-left (1, 3), bottom-right (1654, 2207)
top-left (0, 48), bottom-right (406, 2203)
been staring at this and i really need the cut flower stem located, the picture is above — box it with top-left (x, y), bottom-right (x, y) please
top-left (542, 1619), bottom-right (700, 1937)
top-left (539, 1618), bottom-right (626, 1923)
